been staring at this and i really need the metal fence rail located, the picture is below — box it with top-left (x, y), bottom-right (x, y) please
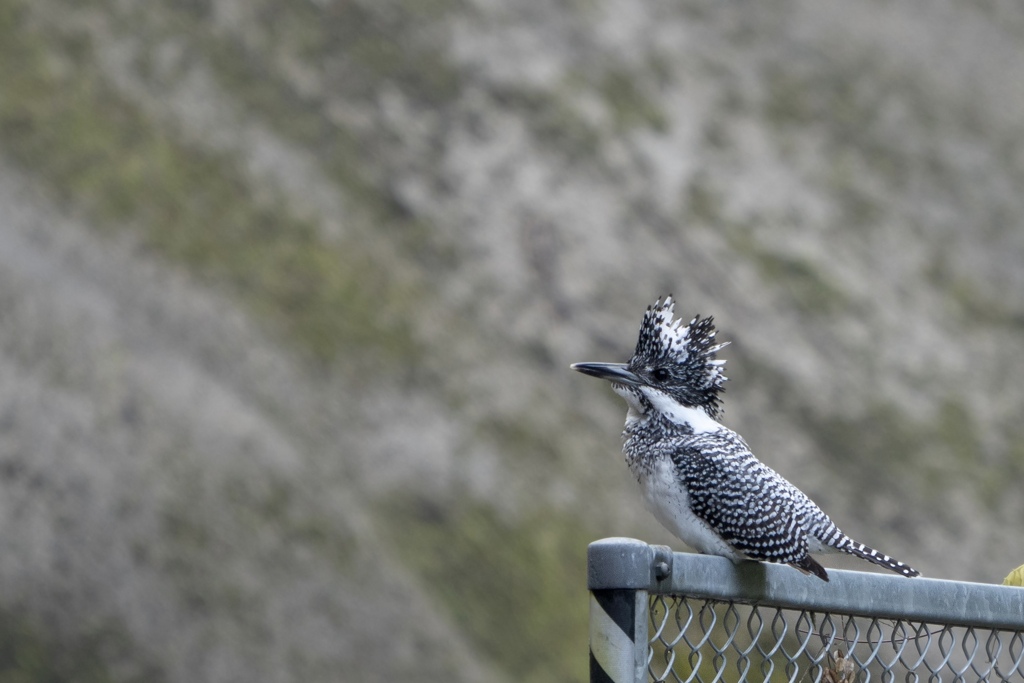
top-left (588, 538), bottom-right (1024, 683)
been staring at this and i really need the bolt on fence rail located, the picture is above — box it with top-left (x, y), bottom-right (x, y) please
top-left (588, 538), bottom-right (1024, 683)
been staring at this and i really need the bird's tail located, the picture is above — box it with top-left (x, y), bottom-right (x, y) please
top-left (841, 540), bottom-right (920, 577)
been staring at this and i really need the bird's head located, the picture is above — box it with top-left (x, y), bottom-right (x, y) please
top-left (572, 296), bottom-right (730, 422)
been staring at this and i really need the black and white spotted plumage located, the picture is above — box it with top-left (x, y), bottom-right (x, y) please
top-left (572, 296), bottom-right (919, 582)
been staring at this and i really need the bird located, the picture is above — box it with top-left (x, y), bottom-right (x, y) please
top-left (571, 295), bottom-right (919, 581)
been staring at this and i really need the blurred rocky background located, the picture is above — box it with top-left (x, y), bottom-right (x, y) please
top-left (1, 0), bottom-right (1023, 681)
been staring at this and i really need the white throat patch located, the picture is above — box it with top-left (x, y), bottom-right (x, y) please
top-left (640, 387), bottom-right (722, 434)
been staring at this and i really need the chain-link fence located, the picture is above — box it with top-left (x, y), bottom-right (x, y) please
top-left (588, 538), bottom-right (1024, 683)
top-left (648, 596), bottom-right (1023, 682)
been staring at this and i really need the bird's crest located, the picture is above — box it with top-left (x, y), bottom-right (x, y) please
top-left (633, 296), bottom-right (730, 411)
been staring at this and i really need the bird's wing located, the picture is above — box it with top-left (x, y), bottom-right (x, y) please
top-left (669, 432), bottom-right (812, 565)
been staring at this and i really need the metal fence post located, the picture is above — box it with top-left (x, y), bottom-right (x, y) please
top-left (588, 538), bottom-right (670, 683)
top-left (596, 545), bottom-right (1024, 682)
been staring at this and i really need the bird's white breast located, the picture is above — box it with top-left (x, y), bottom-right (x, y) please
top-left (637, 457), bottom-right (744, 561)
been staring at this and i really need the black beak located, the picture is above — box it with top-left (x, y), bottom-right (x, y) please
top-left (570, 362), bottom-right (643, 386)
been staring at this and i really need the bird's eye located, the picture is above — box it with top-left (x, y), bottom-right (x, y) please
top-left (651, 367), bottom-right (671, 382)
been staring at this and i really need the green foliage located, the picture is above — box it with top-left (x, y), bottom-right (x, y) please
top-left (798, 393), bottom-right (1017, 515)
top-left (490, 84), bottom-right (605, 161)
top-left (153, 0), bottom-right (463, 269)
top-left (0, 0), bottom-right (419, 368)
top-left (596, 67), bottom-right (669, 133)
top-left (717, 220), bottom-right (850, 315)
top-left (1003, 563), bottom-right (1024, 587)
top-left (684, 173), bottom-right (727, 226)
top-left (379, 496), bottom-right (590, 683)
top-left (751, 251), bottom-right (849, 314)
top-left (0, 610), bottom-right (162, 683)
